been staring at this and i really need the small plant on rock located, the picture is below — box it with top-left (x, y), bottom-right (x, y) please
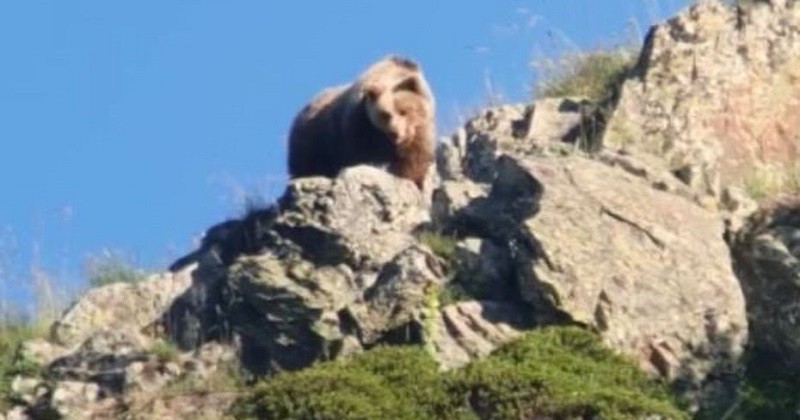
top-left (417, 231), bottom-right (458, 265)
top-left (84, 249), bottom-right (147, 287)
top-left (533, 48), bottom-right (635, 102)
top-left (148, 339), bottom-right (180, 364)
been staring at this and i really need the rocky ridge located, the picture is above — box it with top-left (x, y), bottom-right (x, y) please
top-left (4, 0), bottom-right (800, 418)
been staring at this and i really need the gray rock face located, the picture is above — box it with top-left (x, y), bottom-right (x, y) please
top-left (347, 245), bottom-right (446, 346)
top-left (438, 102), bottom-right (748, 409)
top-left (275, 166), bottom-right (428, 268)
top-left (439, 100), bottom-right (585, 184)
top-left (604, 0), bottom-right (800, 196)
top-left (220, 167), bottom-right (433, 374)
top-left (732, 199), bottom-right (800, 371)
top-left (514, 155), bottom-right (745, 382)
top-left (51, 268), bottom-right (194, 349)
top-left (431, 300), bottom-right (535, 369)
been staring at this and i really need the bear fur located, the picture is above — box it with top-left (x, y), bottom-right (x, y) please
top-left (287, 55), bottom-right (435, 189)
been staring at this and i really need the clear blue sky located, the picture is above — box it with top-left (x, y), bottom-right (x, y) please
top-left (0, 1), bottom-right (690, 310)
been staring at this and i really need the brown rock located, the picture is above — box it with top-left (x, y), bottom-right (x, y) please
top-left (604, 0), bottom-right (800, 196)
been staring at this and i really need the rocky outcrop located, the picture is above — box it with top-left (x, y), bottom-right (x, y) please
top-left (731, 198), bottom-right (800, 371)
top-left (51, 268), bottom-right (194, 349)
top-left (3, 95), bottom-right (754, 418)
top-left (437, 104), bottom-right (748, 409)
top-left (19, 1), bottom-right (800, 409)
top-left (4, 267), bottom-right (236, 419)
top-left (604, 0), bottom-right (800, 197)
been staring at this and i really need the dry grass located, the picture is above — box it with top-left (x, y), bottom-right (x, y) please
top-left (742, 162), bottom-right (800, 201)
top-left (532, 48), bottom-right (636, 102)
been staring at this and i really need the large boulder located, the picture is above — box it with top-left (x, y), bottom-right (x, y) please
top-left (604, 0), bottom-right (800, 197)
top-left (219, 167), bottom-right (434, 374)
top-left (51, 268), bottom-right (194, 349)
top-left (436, 103), bottom-right (748, 409)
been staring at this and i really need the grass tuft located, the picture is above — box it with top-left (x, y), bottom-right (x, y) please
top-left (0, 322), bottom-right (47, 412)
top-left (533, 48), bottom-right (635, 102)
top-left (417, 231), bottom-right (458, 265)
top-left (84, 249), bottom-right (147, 287)
top-left (148, 339), bottom-right (180, 364)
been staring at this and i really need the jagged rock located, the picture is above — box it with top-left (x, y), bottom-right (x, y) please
top-left (527, 97), bottom-right (587, 147)
top-left (47, 329), bottom-right (152, 395)
top-left (180, 341), bottom-right (237, 380)
top-left (124, 359), bottom-right (181, 395)
top-left (6, 337), bottom-right (240, 418)
top-left (431, 300), bottom-right (535, 369)
top-left (347, 245), bottom-right (446, 345)
top-left (163, 255), bottom-right (231, 351)
top-left (731, 198), bottom-right (800, 371)
top-left (17, 338), bottom-right (70, 369)
top-left (49, 380), bottom-right (101, 419)
top-left (498, 155), bottom-right (746, 383)
top-left (10, 377), bottom-right (43, 406)
top-left (436, 129), bottom-right (467, 181)
top-left (604, 0), bottom-right (800, 197)
top-left (451, 238), bottom-right (516, 301)
top-left (217, 167), bottom-right (431, 374)
top-left (430, 180), bottom-right (487, 227)
top-left (596, 150), bottom-right (706, 206)
top-left (121, 392), bottom-right (237, 420)
top-left (720, 185), bottom-right (759, 236)
top-left (4, 406), bottom-right (28, 420)
top-left (433, 104), bottom-right (748, 408)
top-left (225, 253), bottom-right (359, 374)
top-left (52, 267), bottom-right (194, 348)
top-left (452, 100), bottom-right (585, 182)
top-left (277, 166), bottom-right (428, 268)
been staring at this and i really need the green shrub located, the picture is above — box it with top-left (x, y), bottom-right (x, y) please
top-left (0, 323), bottom-right (45, 411)
top-left (233, 327), bottom-right (686, 420)
top-left (449, 327), bottom-right (685, 419)
top-left (437, 282), bottom-right (474, 307)
top-left (417, 231), bottom-right (458, 265)
top-left (148, 339), bottom-right (180, 363)
top-left (232, 346), bottom-right (458, 420)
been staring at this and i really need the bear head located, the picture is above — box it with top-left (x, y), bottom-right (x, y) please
top-left (363, 78), bottom-right (431, 145)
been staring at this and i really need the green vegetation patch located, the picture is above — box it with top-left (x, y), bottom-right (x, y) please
top-left (148, 339), bottom-right (180, 363)
top-left (417, 231), bottom-right (458, 266)
top-left (85, 250), bottom-right (147, 287)
top-left (233, 327), bottom-right (685, 419)
top-left (232, 346), bottom-right (457, 419)
top-left (0, 323), bottom-right (45, 412)
top-left (452, 327), bottom-right (684, 419)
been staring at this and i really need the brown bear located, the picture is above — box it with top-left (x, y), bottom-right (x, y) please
top-left (287, 55), bottom-right (435, 189)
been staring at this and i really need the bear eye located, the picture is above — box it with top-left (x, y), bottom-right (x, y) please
top-left (379, 110), bottom-right (391, 121)
top-left (398, 109), bottom-right (407, 117)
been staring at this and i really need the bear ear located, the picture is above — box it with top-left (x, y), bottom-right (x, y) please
top-left (395, 76), bottom-right (422, 95)
top-left (389, 56), bottom-right (419, 71)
